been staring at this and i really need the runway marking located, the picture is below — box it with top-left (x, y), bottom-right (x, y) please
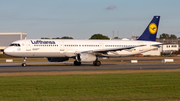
top-left (0, 69), bottom-right (180, 76)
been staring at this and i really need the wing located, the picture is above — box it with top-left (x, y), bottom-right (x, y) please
top-left (151, 42), bottom-right (163, 47)
top-left (81, 45), bottom-right (146, 54)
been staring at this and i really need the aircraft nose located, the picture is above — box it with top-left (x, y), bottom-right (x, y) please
top-left (4, 47), bottom-right (14, 56)
top-left (4, 47), bottom-right (9, 55)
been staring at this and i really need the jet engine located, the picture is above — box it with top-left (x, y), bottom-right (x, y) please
top-left (47, 57), bottom-right (69, 62)
top-left (76, 53), bottom-right (96, 62)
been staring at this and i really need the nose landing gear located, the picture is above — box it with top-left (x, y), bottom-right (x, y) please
top-left (22, 57), bottom-right (27, 67)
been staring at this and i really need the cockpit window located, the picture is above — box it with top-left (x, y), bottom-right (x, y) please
top-left (10, 43), bottom-right (20, 47)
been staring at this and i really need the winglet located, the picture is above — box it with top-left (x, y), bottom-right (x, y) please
top-left (137, 16), bottom-right (160, 41)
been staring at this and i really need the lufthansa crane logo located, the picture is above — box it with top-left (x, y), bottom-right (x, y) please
top-left (149, 23), bottom-right (157, 34)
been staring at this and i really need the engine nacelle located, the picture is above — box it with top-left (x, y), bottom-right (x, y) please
top-left (76, 53), bottom-right (96, 62)
top-left (47, 57), bottom-right (69, 62)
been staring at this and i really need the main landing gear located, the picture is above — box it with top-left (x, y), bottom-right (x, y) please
top-left (74, 61), bottom-right (81, 66)
top-left (93, 61), bottom-right (101, 66)
top-left (73, 60), bottom-right (101, 66)
top-left (22, 57), bottom-right (27, 67)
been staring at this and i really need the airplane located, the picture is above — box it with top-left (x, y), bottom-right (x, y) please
top-left (4, 16), bottom-right (161, 67)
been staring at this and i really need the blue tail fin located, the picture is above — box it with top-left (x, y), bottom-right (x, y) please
top-left (137, 16), bottom-right (160, 41)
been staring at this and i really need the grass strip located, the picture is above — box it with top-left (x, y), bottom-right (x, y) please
top-left (0, 70), bottom-right (180, 101)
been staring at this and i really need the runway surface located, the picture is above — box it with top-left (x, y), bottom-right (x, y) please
top-left (0, 62), bottom-right (180, 72)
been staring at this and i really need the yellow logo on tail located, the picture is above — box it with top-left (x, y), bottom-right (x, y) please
top-left (149, 23), bottom-right (157, 34)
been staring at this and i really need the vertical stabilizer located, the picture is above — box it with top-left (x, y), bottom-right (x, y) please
top-left (137, 16), bottom-right (160, 41)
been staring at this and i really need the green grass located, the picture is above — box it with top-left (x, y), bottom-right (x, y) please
top-left (0, 72), bottom-right (180, 101)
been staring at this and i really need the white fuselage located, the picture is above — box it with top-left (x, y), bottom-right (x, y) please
top-left (4, 39), bottom-right (161, 58)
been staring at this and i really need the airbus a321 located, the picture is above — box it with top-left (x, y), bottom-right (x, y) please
top-left (4, 16), bottom-right (161, 67)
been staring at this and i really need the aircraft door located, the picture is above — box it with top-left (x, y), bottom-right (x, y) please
top-left (60, 41), bottom-right (64, 51)
top-left (26, 40), bottom-right (31, 51)
top-left (138, 42), bottom-right (143, 51)
top-left (99, 43), bottom-right (104, 49)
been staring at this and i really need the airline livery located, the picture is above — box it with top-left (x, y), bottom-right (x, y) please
top-left (4, 16), bottom-right (161, 67)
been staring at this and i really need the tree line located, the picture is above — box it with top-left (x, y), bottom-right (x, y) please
top-left (41, 34), bottom-right (110, 39)
top-left (41, 33), bottom-right (179, 39)
top-left (159, 33), bottom-right (177, 39)
top-left (41, 36), bottom-right (73, 39)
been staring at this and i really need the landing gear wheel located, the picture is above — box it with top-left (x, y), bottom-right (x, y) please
top-left (22, 57), bottom-right (27, 67)
top-left (22, 63), bottom-right (26, 67)
top-left (93, 61), bottom-right (101, 66)
top-left (74, 61), bottom-right (81, 66)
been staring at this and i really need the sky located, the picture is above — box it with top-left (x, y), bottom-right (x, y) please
top-left (0, 0), bottom-right (180, 39)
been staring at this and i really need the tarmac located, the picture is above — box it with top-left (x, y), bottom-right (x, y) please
top-left (0, 62), bottom-right (180, 72)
